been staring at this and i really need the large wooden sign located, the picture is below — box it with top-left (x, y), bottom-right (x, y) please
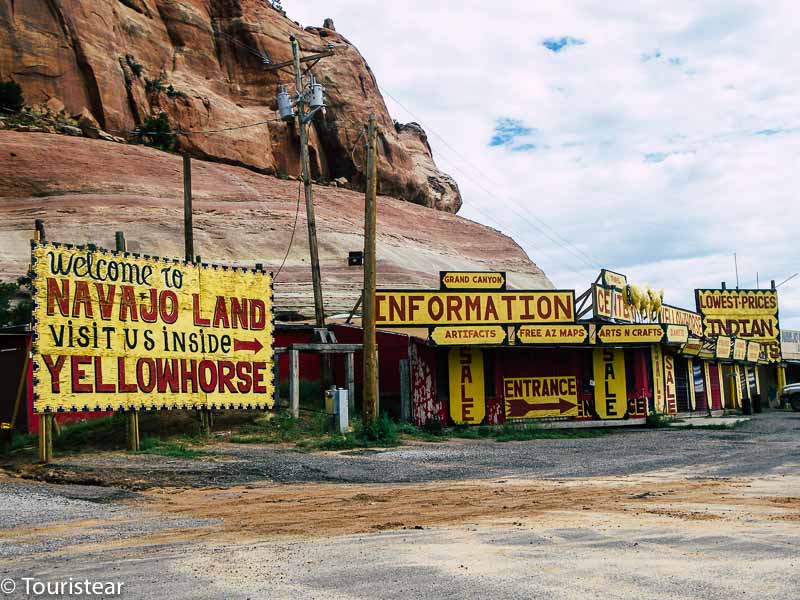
top-left (592, 284), bottom-right (637, 323)
top-left (732, 338), bottom-right (747, 362)
top-left (31, 242), bottom-right (274, 412)
top-left (593, 348), bottom-right (626, 419)
top-left (504, 376), bottom-right (579, 419)
top-left (715, 336), bottom-right (732, 360)
top-left (696, 289), bottom-right (780, 362)
top-left (596, 324), bottom-right (665, 344)
top-left (659, 304), bottom-right (702, 337)
top-left (429, 326), bottom-right (507, 346)
top-left (515, 324), bottom-right (589, 345)
top-left (440, 271), bottom-right (506, 290)
top-left (746, 341), bottom-right (762, 363)
top-left (375, 290), bottom-right (575, 326)
top-left (600, 269), bottom-right (627, 289)
top-left (448, 347), bottom-right (485, 424)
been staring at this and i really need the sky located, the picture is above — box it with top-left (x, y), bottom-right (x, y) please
top-left (288, 1), bottom-right (800, 329)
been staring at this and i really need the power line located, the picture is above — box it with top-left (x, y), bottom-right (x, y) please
top-left (273, 180), bottom-right (303, 281)
top-left (380, 86), bottom-right (604, 272)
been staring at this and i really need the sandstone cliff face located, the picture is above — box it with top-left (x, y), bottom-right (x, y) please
top-left (0, 131), bottom-right (549, 318)
top-left (0, 0), bottom-right (461, 212)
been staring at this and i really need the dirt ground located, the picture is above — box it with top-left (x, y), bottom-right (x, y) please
top-left (1, 413), bottom-right (799, 599)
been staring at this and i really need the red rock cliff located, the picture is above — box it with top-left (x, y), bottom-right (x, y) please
top-left (0, 0), bottom-right (462, 212)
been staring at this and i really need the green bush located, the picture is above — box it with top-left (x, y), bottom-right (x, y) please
top-left (136, 112), bottom-right (175, 150)
top-left (0, 278), bottom-right (32, 327)
top-left (0, 80), bottom-right (24, 113)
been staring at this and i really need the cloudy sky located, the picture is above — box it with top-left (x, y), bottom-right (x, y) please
top-left (290, 1), bottom-right (800, 328)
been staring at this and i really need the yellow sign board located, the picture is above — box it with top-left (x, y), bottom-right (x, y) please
top-left (651, 345), bottom-right (666, 413)
top-left (732, 338), bottom-right (747, 361)
top-left (440, 271), bottom-right (506, 290)
top-left (593, 348), bottom-right (626, 419)
top-left (696, 289), bottom-right (781, 362)
top-left (600, 269), bottom-right (627, 289)
top-left (681, 338), bottom-right (703, 356)
top-left (596, 324), bottom-right (665, 344)
top-left (592, 284), bottom-right (637, 323)
top-left (659, 305), bottom-right (703, 337)
top-left (430, 326), bottom-right (506, 345)
top-left (663, 353), bottom-right (677, 414)
top-left (715, 336), bottom-right (732, 360)
top-left (503, 376), bottom-right (579, 418)
top-left (31, 242), bottom-right (274, 412)
top-left (448, 347), bottom-right (485, 424)
top-left (665, 324), bottom-right (689, 345)
top-left (515, 324), bottom-right (588, 345)
top-left (746, 341), bottom-right (761, 363)
top-left (375, 291), bottom-right (575, 326)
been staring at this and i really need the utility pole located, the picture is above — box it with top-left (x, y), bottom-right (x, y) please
top-left (183, 154), bottom-right (194, 261)
top-left (116, 231), bottom-right (141, 451)
top-left (290, 36), bottom-right (326, 328)
top-left (362, 114), bottom-right (378, 425)
top-left (183, 155), bottom-right (211, 436)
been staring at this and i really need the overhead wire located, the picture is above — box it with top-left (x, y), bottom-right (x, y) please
top-left (273, 180), bottom-right (303, 281)
top-left (379, 86), bottom-right (604, 272)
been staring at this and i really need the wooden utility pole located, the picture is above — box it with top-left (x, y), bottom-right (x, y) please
top-left (291, 36), bottom-right (326, 328)
top-left (34, 219), bottom-right (53, 463)
top-left (183, 156), bottom-right (211, 436)
top-left (183, 154), bottom-right (194, 262)
top-left (116, 231), bottom-right (140, 451)
top-left (362, 114), bottom-right (378, 425)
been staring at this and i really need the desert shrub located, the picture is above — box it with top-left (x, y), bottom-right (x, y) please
top-left (0, 79), bottom-right (24, 113)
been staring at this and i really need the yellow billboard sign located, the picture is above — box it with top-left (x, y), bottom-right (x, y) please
top-left (663, 353), bottom-right (677, 414)
top-left (430, 326), bottom-right (506, 345)
top-left (665, 324), bottom-right (689, 345)
top-left (715, 336), bottom-right (732, 360)
top-left (600, 269), bottom-right (627, 289)
top-left (596, 324), bottom-right (665, 344)
top-left (375, 291), bottom-right (575, 326)
top-left (515, 324), bottom-right (588, 345)
top-left (659, 304), bottom-right (703, 337)
top-left (733, 338), bottom-right (747, 361)
top-left (593, 348), bottom-right (626, 419)
top-left (651, 345), bottom-right (666, 413)
top-left (681, 337), bottom-right (703, 356)
top-left (440, 271), bottom-right (506, 290)
top-left (31, 242), bottom-right (274, 412)
top-left (448, 347), bottom-right (485, 424)
top-left (696, 289), bottom-right (780, 362)
top-left (503, 376), bottom-right (578, 419)
top-left (746, 341), bottom-right (762, 363)
top-left (592, 284), bottom-right (637, 323)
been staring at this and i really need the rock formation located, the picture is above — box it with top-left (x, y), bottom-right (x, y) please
top-left (0, 131), bottom-right (549, 318)
top-left (0, 0), bottom-right (462, 212)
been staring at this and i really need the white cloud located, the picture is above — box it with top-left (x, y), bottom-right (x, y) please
top-left (290, 1), bottom-right (800, 328)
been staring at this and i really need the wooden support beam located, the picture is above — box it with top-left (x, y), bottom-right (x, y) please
top-left (264, 50), bottom-right (334, 71)
top-left (345, 352), bottom-right (355, 415)
top-left (289, 349), bottom-right (300, 418)
top-left (399, 359), bottom-right (411, 422)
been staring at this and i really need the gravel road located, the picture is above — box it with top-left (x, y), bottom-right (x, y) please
top-left (15, 411), bottom-right (799, 488)
top-left (0, 412), bottom-right (797, 599)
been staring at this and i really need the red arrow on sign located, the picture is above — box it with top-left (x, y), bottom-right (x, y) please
top-left (507, 397), bottom-right (577, 418)
top-left (234, 338), bottom-right (264, 354)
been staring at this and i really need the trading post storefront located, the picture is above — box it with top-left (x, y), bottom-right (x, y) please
top-left (379, 271), bottom-right (785, 427)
